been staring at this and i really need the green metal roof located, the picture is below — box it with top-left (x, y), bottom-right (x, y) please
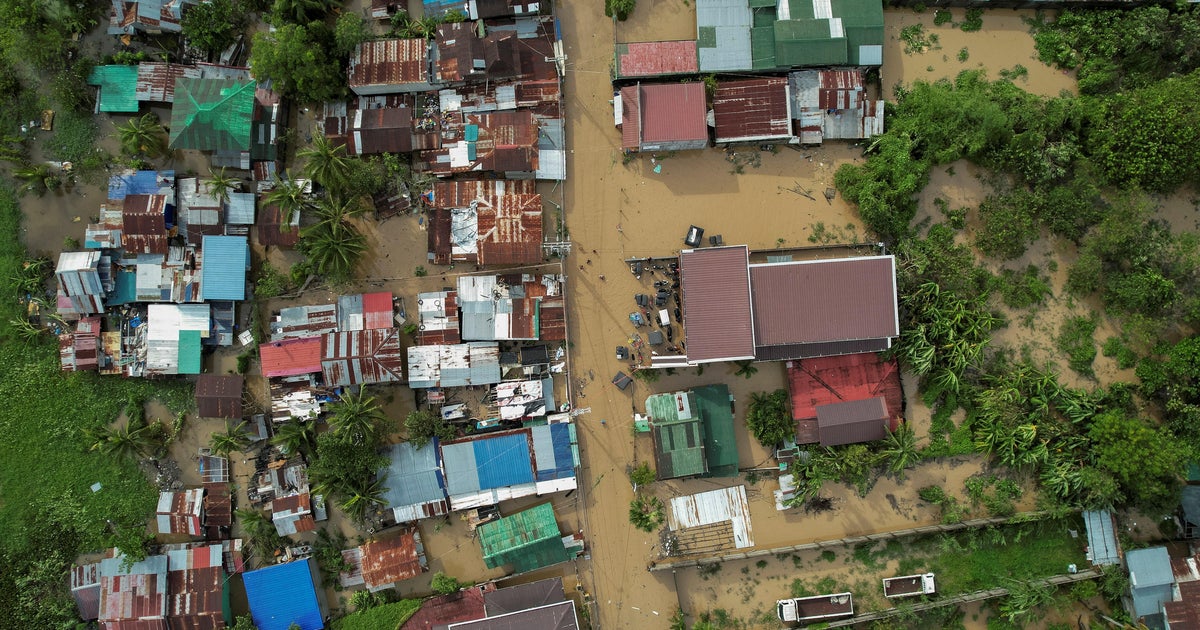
top-left (774, 20), bottom-right (848, 66)
top-left (169, 78), bottom-right (256, 151)
top-left (648, 391), bottom-right (708, 479)
top-left (478, 503), bottom-right (570, 574)
top-left (87, 65), bottom-right (140, 113)
top-left (178, 330), bottom-right (202, 374)
top-left (750, 26), bottom-right (777, 69)
top-left (695, 384), bottom-right (739, 477)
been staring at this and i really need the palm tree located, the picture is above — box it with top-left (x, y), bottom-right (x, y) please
top-left (298, 135), bottom-right (352, 192)
top-left (12, 162), bottom-right (59, 195)
top-left (301, 222), bottom-right (367, 280)
top-left (206, 168), bottom-right (240, 207)
top-left (9, 317), bottom-right (43, 342)
top-left (271, 0), bottom-right (334, 24)
top-left (271, 418), bottom-right (318, 458)
top-left (210, 421), bottom-right (251, 457)
top-left (732, 360), bottom-right (759, 379)
top-left (264, 176), bottom-right (312, 230)
top-left (311, 194), bottom-right (367, 234)
top-left (327, 386), bottom-right (387, 442)
top-left (339, 477), bottom-right (386, 523)
top-left (117, 113), bottom-right (167, 159)
top-left (89, 422), bottom-right (155, 461)
top-left (881, 424), bottom-right (920, 476)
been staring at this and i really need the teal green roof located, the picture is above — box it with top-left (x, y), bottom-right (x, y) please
top-left (774, 20), bottom-right (848, 66)
top-left (695, 384), bottom-right (739, 477)
top-left (87, 65), bottom-right (140, 113)
top-left (169, 78), bottom-right (256, 151)
top-left (648, 391), bottom-right (708, 479)
top-left (178, 330), bottom-right (202, 374)
top-left (478, 503), bottom-right (570, 574)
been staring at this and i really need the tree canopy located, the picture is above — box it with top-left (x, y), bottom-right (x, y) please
top-left (181, 0), bottom-right (247, 57)
top-left (249, 23), bottom-right (344, 103)
top-left (745, 389), bottom-right (792, 448)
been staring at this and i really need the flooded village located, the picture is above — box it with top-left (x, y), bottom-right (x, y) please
top-left (5, 0), bottom-right (1200, 626)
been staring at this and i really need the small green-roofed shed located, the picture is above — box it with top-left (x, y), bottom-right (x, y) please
top-left (169, 78), bottom-right (256, 151)
top-left (478, 503), bottom-right (570, 574)
top-left (695, 384), bottom-right (739, 477)
top-left (178, 330), bottom-right (202, 374)
top-left (750, 26), bottom-right (777, 69)
top-left (87, 65), bottom-right (140, 113)
top-left (648, 390), bottom-right (708, 479)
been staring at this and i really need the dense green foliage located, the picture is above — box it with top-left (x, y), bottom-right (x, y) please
top-left (250, 24), bottom-right (344, 103)
top-left (628, 494), bottom-right (664, 532)
top-left (629, 461), bottom-right (656, 487)
top-left (1138, 336), bottom-right (1200, 449)
top-left (331, 599), bottom-right (422, 630)
top-left (308, 390), bottom-right (392, 523)
top-left (745, 389), bottom-right (792, 448)
top-left (430, 571), bottom-right (465, 595)
top-left (182, 0), bottom-right (248, 57)
top-left (404, 409), bottom-right (457, 448)
top-left (1056, 315), bottom-right (1097, 376)
top-left (604, 0), bottom-right (635, 21)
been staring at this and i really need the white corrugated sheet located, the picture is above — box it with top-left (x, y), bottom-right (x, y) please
top-left (668, 485), bottom-right (754, 549)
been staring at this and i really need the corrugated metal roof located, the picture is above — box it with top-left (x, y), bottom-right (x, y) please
top-left (407, 342), bottom-right (501, 388)
top-left (226, 192), bottom-right (255, 225)
top-left (259, 337), bottom-right (323, 377)
top-left (320, 328), bottom-right (405, 386)
top-left (177, 330), bottom-right (202, 374)
top-left (348, 106), bottom-right (417, 154)
top-left (442, 430), bottom-right (534, 497)
top-left (449, 601), bottom-right (579, 630)
top-left (337, 293), bottom-right (365, 332)
top-left (680, 246), bottom-right (756, 363)
top-left (696, 0), bottom-right (753, 72)
top-left (694, 384), bottom-right (738, 476)
top-left (122, 194), bottom-right (171, 255)
top-left (272, 303), bottom-right (337, 340)
top-left (713, 78), bottom-right (792, 143)
top-left (403, 588), bottom-right (486, 629)
top-left (483, 577), bottom-right (566, 617)
top-left (788, 351), bottom-right (902, 426)
top-left (169, 78), bottom-right (256, 151)
top-left (362, 292), bottom-right (394, 330)
top-left (652, 414), bottom-right (706, 479)
top-left (99, 554), bottom-right (169, 626)
top-left (156, 488), bottom-right (204, 535)
top-left (615, 41), bottom-right (699, 78)
top-left (72, 562), bottom-right (102, 621)
top-left (667, 485), bottom-right (754, 549)
top-left (815, 396), bottom-right (887, 446)
top-left (200, 235), bottom-right (247, 301)
top-left (195, 374), bottom-right (243, 418)
top-left (619, 87), bottom-right (640, 150)
top-left (750, 256), bottom-right (897, 354)
top-left (242, 559), bottom-right (324, 630)
top-left (88, 65), bottom-right (141, 113)
top-left (136, 63), bottom-right (199, 103)
top-left (1165, 581), bottom-right (1200, 629)
top-left (1083, 510), bottom-right (1120, 566)
top-left (531, 423), bottom-right (575, 482)
top-left (164, 545), bottom-right (224, 626)
top-left (622, 83), bottom-right (709, 151)
top-left (1129, 547), bottom-right (1175, 621)
top-left (359, 530), bottom-right (427, 589)
top-left (108, 169), bottom-right (175, 203)
top-left (380, 442), bottom-right (448, 519)
top-left (436, 22), bottom-right (523, 83)
top-left (257, 203), bottom-right (300, 248)
top-left (432, 179), bottom-right (537, 209)
top-left (349, 38), bottom-right (432, 94)
top-left (478, 502), bottom-right (569, 573)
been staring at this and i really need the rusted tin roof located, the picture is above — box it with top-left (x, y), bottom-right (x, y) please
top-left (72, 562), bottom-right (102, 621)
top-left (273, 303), bottom-right (338, 340)
top-left (1165, 581), bottom-right (1200, 629)
top-left (349, 106), bottom-right (417, 154)
top-left (436, 22), bottom-right (522, 83)
top-left (402, 586), bottom-right (488, 629)
top-left (349, 39), bottom-right (431, 93)
top-left (320, 328), bottom-right (405, 386)
top-left (121, 194), bottom-right (171, 255)
top-left (256, 203), bottom-right (300, 248)
top-left (99, 554), bottom-right (169, 628)
top-left (362, 292), bottom-right (394, 330)
top-left (360, 529), bottom-right (427, 589)
top-left (418, 111), bottom-right (539, 175)
top-left (416, 290), bottom-right (461, 345)
top-left (165, 545), bottom-right (224, 629)
top-left (202, 482), bottom-right (232, 530)
top-left (259, 337), bottom-right (323, 377)
top-left (477, 192), bottom-right (542, 265)
top-left (61, 315), bottom-right (102, 372)
top-left (156, 489), bottom-right (204, 536)
top-left (195, 374), bottom-right (243, 418)
top-left (749, 256), bottom-right (898, 357)
top-left (136, 63), bottom-right (199, 103)
top-left (431, 179), bottom-right (536, 209)
top-left (615, 41), bottom-right (699, 78)
top-left (428, 208), bottom-right (454, 265)
top-left (679, 246), bottom-right (756, 363)
top-left (713, 77), bottom-right (791, 143)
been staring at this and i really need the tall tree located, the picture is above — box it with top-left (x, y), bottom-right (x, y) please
top-left (206, 168), bottom-right (240, 207)
top-left (181, 0), bottom-right (246, 57)
top-left (326, 386), bottom-right (389, 443)
top-left (117, 113), bottom-right (167, 159)
top-left (404, 409), bottom-right (456, 448)
top-left (263, 176), bottom-right (312, 230)
top-left (1088, 410), bottom-right (1186, 513)
top-left (270, 0), bottom-right (335, 25)
top-left (745, 389), bottom-right (792, 449)
top-left (249, 24), bottom-right (343, 103)
top-left (209, 421), bottom-right (250, 457)
top-left (299, 134), bottom-right (353, 192)
top-left (271, 418), bottom-right (318, 458)
top-left (299, 222), bottom-right (366, 281)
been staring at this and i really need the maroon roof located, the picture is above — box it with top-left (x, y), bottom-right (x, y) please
top-left (72, 563), bottom-right (102, 621)
top-left (349, 39), bottom-right (430, 91)
top-left (194, 374), bottom-right (243, 418)
top-left (617, 41), bottom-right (699, 78)
top-left (122, 194), bottom-right (170, 255)
top-left (749, 256), bottom-right (898, 357)
top-left (1165, 581), bottom-right (1200, 629)
top-left (788, 352), bottom-right (903, 420)
top-left (417, 110), bottom-right (539, 175)
top-left (436, 22), bottom-right (522, 83)
top-left (680, 246), bottom-right (755, 362)
top-left (620, 83), bottom-right (708, 150)
top-left (431, 179), bottom-right (536, 209)
top-left (477, 193), bottom-right (543, 266)
top-left (713, 78), bottom-right (792, 143)
top-left (815, 397), bottom-right (889, 446)
top-left (619, 86), bottom-right (640, 150)
top-left (428, 208), bottom-right (454, 266)
top-left (362, 292), bottom-right (394, 330)
top-left (256, 203), bottom-right (299, 248)
top-left (402, 587), bottom-right (488, 629)
top-left (166, 557), bottom-right (223, 630)
top-left (349, 107), bottom-right (416, 154)
top-left (818, 69), bottom-right (864, 110)
top-left (202, 482), bottom-right (232, 531)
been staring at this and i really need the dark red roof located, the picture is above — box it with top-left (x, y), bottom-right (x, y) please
top-left (259, 337), bottom-right (323, 377)
top-left (431, 179), bottom-right (536, 209)
top-left (194, 374), bottom-right (243, 418)
top-left (122, 194), bottom-right (170, 255)
top-left (680, 246), bottom-right (755, 362)
top-left (477, 192), bottom-right (542, 265)
top-left (349, 38), bottom-right (430, 90)
top-left (1165, 581), bottom-right (1200, 629)
top-left (428, 208), bottom-right (454, 266)
top-left (713, 78), bottom-right (792, 143)
top-left (788, 352), bottom-right (903, 444)
top-left (349, 107), bottom-right (416, 154)
top-left (620, 83), bottom-right (708, 150)
top-left (257, 204), bottom-right (299, 248)
top-left (750, 256), bottom-right (898, 356)
top-left (402, 587), bottom-right (488, 629)
top-left (617, 41), bottom-right (698, 77)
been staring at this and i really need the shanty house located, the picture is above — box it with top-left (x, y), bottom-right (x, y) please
top-left (108, 0), bottom-right (196, 35)
top-left (336, 292), bottom-right (394, 331)
top-left (195, 374), bottom-right (243, 418)
top-left (88, 65), bottom-right (140, 113)
top-left (379, 442), bottom-right (450, 523)
top-left (1165, 581), bottom-right (1200, 629)
top-left (418, 110), bottom-right (540, 176)
top-left (157, 488), bottom-right (205, 536)
top-left (712, 78), bottom-right (793, 144)
top-left (788, 352), bottom-right (902, 445)
top-left (1083, 510), bottom-right (1121, 567)
top-left (145, 303), bottom-right (210, 375)
top-left (56, 251), bottom-right (108, 317)
top-left (320, 328), bottom-right (405, 386)
top-left (344, 530), bottom-right (428, 591)
top-left (169, 78), bottom-right (256, 152)
top-left (407, 342), bottom-right (502, 389)
top-left (122, 193), bottom-right (173, 256)
top-left (790, 69), bottom-right (884, 143)
top-left (271, 303), bottom-right (337, 340)
top-left (98, 553), bottom-right (169, 629)
top-left (1126, 546), bottom-right (1175, 629)
top-left (136, 62), bottom-right (200, 103)
top-left (614, 41), bottom-right (699, 80)
top-left (243, 559), bottom-right (327, 630)
top-left (71, 562), bottom-right (102, 622)
top-left (440, 425), bottom-right (576, 509)
top-left (165, 544), bottom-right (227, 628)
top-left (260, 336), bottom-right (324, 378)
top-left (647, 384), bottom-right (738, 480)
top-left (272, 493), bottom-right (317, 535)
top-left (478, 503), bottom-right (581, 574)
top-left (619, 83), bottom-right (708, 152)
top-left (60, 316), bottom-right (105, 371)
top-left (200, 235), bottom-right (249, 301)
top-left (457, 275), bottom-right (564, 341)
top-left (428, 180), bottom-right (545, 266)
top-left (349, 39), bottom-right (437, 95)
top-left (416, 290), bottom-right (461, 345)
top-left (177, 178), bottom-right (225, 245)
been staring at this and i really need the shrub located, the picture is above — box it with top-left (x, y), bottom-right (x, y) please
top-left (254, 260), bottom-right (290, 299)
top-left (629, 462), bottom-right (655, 488)
top-left (934, 9), bottom-right (953, 25)
top-left (960, 8), bottom-right (983, 32)
top-left (1102, 336), bottom-right (1138, 369)
top-left (1056, 315), bottom-right (1097, 376)
top-left (994, 265), bottom-right (1051, 309)
top-left (430, 572), bottom-right (464, 595)
top-left (604, 0), bottom-right (635, 20)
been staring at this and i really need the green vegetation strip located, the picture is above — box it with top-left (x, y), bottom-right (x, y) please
top-left (331, 599), bottom-right (423, 630)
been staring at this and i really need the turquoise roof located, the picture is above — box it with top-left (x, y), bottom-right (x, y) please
top-left (178, 330), bottom-right (202, 374)
top-left (87, 65), bottom-right (140, 113)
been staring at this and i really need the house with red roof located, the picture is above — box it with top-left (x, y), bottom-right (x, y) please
top-left (619, 83), bottom-right (709, 152)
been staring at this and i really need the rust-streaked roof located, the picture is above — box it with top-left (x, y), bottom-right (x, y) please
top-left (749, 256), bottom-right (898, 357)
top-left (259, 337), bottom-right (323, 377)
top-left (431, 179), bottom-right (536, 209)
top-left (349, 107), bottom-right (416, 154)
top-left (165, 545), bottom-right (224, 629)
top-left (619, 85), bottom-right (640, 150)
top-left (359, 530), bottom-right (426, 589)
top-left (256, 203), bottom-right (300, 248)
top-left (320, 328), bottom-right (405, 386)
top-left (122, 194), bottom-right (170, 255)
top-left (713, 78), bottom-right (792, 143)
top-left (814, 397), bottom-right (889, 446)
top-left (194, 374), bottom-right (243, 418)
top-left (436, 22), bottom-right (522, 83)
top-left (616, 41), bottom-right (699, 78)
top-left (136, 63), bottom-right (198, 103)
top-left (477, 192), bottom-right (542, 265)
top-left (349, 39), bottom-right (430, 90)
top-left (1165, 581), bottom-right (1200, 629)
top-left (680, 246), bottom-right (755, 363)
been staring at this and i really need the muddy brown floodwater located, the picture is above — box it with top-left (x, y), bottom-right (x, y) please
top-left (557, 3), bottom-right (1082, 629)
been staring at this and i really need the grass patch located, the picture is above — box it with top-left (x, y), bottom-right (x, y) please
top-left (921, 521), bottom-right (1085, 594)
top-left (1102, 335), bottom-right (1138, 369)
top-left (332, 599), bottom-right (422, 630)
top-left (994, 265), bottom-right (1051, 309)
top-left (1056, 315), bottom-right (1098, 376)
top-left (42, 109), bottom-right (110, 175)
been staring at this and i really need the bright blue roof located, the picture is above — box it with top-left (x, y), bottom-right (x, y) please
top-left (474, 433), bottom-right (534, 489)
top-left (243, 559), bottom-right (324, 630)
top-left (532, 424), bottom-right (575, 482)
top-left (201, 235), bottom-right (248, 301)
top-left (108, 170), bottom-right (174, 202)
